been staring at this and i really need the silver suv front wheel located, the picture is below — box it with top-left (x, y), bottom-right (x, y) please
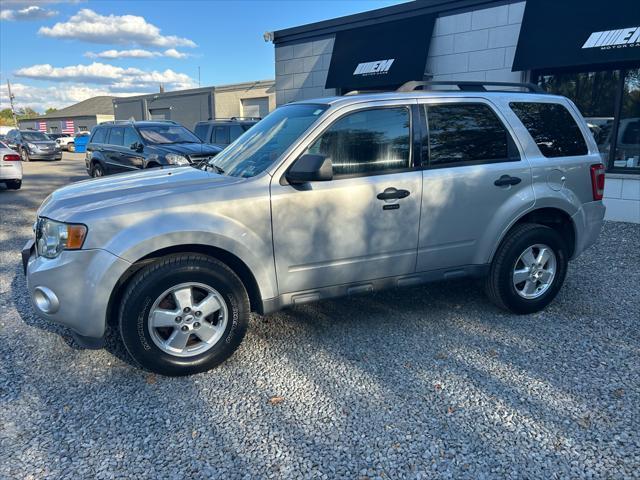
top-left (119, 253), bottom-right (250, 376)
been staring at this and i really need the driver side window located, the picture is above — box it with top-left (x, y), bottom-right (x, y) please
top-left (306, 107), bottom-right (411, 177)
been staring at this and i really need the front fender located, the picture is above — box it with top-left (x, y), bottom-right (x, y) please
top-left (101, 212), bottom-right (278, 300)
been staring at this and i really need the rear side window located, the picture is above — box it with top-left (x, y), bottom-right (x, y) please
top-left (108, 127), bottom-right (125, 146)
top-left (510, 102), bottom-right (588, 157)
top-left (307, 107), bottom-right (411, 176)
top-left (194, 123), bottom-right (209, 142)
top-left (91, 128), bottom-right (107, 144)
top-left (213, 126), bottom-right (229, 144)
top-left (425, 103), bottom-right (515, 167)
top-left (123, 127), bottom-right (139, 147)
top-left (230, 124), bottom-right (244, 142)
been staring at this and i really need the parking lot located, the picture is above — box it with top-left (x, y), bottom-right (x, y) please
top-left (0, 155), bottom-right (638, 479)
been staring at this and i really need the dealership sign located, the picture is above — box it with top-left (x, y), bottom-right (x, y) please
top-left (513, 0), bottom-right (640, 71)
top-left (582, 27), bottom-right (640, 49)
top-left (353, 59), bottom-right (395, 76)
top-left (326, 14), bottom-right (435, 90)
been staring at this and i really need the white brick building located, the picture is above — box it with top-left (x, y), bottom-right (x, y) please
top-left (270, 0), bottom-right (640, 222)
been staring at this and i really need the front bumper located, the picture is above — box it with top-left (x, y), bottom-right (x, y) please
top-left (571, 200), bottom-right (606, 259)
top-left (23, 241), bottom-right (131, 340)
top-left (28, 150), bottom-right (62, 160)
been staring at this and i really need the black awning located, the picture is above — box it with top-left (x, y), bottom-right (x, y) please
top-left (325, 14), bottom-right (435, 91)
top-left (513, 0), bottom-right (640, 72)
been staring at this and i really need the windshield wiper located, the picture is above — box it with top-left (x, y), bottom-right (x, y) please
top-left (211, 164), bottom-right (225, 175)
top-left (196, 159), bottom-right (225, 175)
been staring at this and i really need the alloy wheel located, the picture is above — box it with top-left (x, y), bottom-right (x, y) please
top-left (147, 282), bottom-right (228, 357)
top-left (512, 243), bottom-right (557, 299)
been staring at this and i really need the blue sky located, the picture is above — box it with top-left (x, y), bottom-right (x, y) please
top-left (0, 0), bottom-right (405, 112)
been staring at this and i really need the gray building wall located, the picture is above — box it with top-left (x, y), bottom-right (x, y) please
top-left (275, 37), bottom-right (337, 105)
top-left (426, 2), bottom-right (525, 82)
top-left (114, 90), bottom-right (215, 129)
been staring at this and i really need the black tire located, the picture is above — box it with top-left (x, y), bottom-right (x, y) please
top-left (119, 253), bottom-right (250, 376)
top-left (6, 180), bottom-right (21, 190)
top-left (91, 162), bottom-right (105, 177)
top-left (485, 223), bottom-right (568, 314)
top-left (20, 148), bottom-right (30, 162)
top-left (67, 143), bottom-right (75, 153)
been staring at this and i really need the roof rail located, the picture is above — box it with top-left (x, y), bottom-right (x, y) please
top-left (397, 80), bottom-right (545, 93)
top-left (101, 120), bottom-right (134, 125)
top-left (101, 119), bottom-right (179, 125)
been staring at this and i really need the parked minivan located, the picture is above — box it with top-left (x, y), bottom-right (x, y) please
top-left (24, 82), bottom-right (605, 376)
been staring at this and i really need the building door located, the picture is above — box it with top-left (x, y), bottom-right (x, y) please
top-left (149, 108), bottom-right (171, 120)
top-left (270, 105), bottom-right (422, 294)
top-left (241, 97), bottom-right (269, 118)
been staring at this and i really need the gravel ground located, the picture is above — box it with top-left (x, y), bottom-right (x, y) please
top-left (1, 156), bottom-right (639, 479)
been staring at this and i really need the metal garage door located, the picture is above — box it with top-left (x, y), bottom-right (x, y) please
top-left (149, 108), bottom-right (171, 120)
top-left (241, 97), bottom-right (269, 118)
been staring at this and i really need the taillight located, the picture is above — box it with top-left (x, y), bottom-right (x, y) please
top-left (590, 163), bottom-right (605, 201)
top-left (3, 154), bottom-right (20, 162)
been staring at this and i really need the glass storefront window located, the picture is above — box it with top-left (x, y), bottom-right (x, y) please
top-left (536, 68), bottom-right (640, 173)
top-left (616, 69), bottom-right (640, 169)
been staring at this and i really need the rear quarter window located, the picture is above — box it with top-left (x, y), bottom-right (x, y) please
top-left (91, 128), bottom-right (107, 144)
top-left (194, 123), bottom-right (209, 142)
top-left (510, 102), bottom-right (588, 158)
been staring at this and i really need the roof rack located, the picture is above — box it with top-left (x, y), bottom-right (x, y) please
top-left (101, 119), bottom-right (179, 125)
top-left (204, 116), bottom-right (261, 122)
top-left (397, 81), bottom-right (544, 93)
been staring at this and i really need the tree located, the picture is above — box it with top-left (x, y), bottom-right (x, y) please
top-left (45, 107), bottom-right (58, 115)
top-left (16, 107), bottom-right (39, 119)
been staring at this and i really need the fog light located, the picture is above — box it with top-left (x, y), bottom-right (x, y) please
top-left (34, 286), bottom-right (60, 314)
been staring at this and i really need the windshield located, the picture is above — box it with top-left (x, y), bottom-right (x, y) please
top-left (137, 125), bottom-right (201, 144)
top-left (208, 104), bottom-right (328, 178)
top-left (22, 131), bottom-right (50, 141)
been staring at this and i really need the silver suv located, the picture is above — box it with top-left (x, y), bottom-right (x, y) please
top-left (23, 82), bottom-right (606, 376)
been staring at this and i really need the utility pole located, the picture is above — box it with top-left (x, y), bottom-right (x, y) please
top-left (6, 80), bottom-right (18, 128)
top-left (198, 66), bottom-right (201, 88)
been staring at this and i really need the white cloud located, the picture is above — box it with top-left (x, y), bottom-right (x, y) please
top-left (1, 6), bottom-right (58, 21)
top-left (0, 82), bottom-right (146, 112)
top-left (163, 48), bottom-right (188, 59)
top-left (39, 9), bottom-right (197, 48)
top-left (84, 48), bottom-right (189, 59)
top-left (14, 62), bottom-right (197, 91)
top-left (85, 49), bottom-right (159, 59)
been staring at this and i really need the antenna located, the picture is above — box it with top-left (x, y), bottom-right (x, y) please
top-left (6, 80), bottom-right (18, 128)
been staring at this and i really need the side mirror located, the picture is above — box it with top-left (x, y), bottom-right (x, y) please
top-left (286, 154), bottom-right (333, 184)
top-left (130, 142), bottom-right (143, 152)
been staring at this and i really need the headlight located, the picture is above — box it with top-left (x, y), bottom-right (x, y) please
top-left (165, 154), bottom-right (190, 165)
top-left (27, 142), bottom-right (38, 151)
top-left (36, 218), bottom-right (87, 259)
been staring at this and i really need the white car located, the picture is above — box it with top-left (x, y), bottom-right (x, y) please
top-left (50, 133), bottom-right (75, 151)
top-left (0, 141), bottom-right (22, 190)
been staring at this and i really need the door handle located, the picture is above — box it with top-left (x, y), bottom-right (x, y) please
top-left (494, 175), bottom-right (522, 187)
top-left (377, 187), bottom-right (410, 200)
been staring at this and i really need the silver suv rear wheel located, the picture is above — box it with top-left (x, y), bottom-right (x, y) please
top-left (486, 223), bottom-right (568, 314)
top-left (512, 244), bottom-right (557, 299)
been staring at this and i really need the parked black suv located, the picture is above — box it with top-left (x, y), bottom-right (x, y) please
top-left (85, 121), bottom-right (222, 177)
top-left (5, 129), bottom-right (61, 162)
top-left (193, 117), bottom-right (259, 147)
